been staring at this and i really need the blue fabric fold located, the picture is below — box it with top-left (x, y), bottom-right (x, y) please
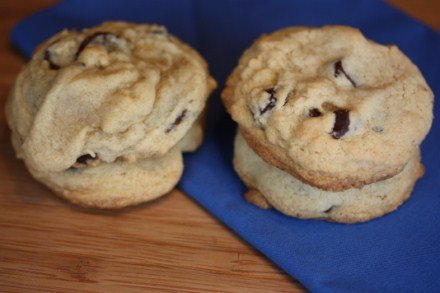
top-left (11, 0), bottom-right (440, 292)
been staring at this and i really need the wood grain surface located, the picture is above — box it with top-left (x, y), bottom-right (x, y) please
top-left (0, 1), bottom-right (438, 292)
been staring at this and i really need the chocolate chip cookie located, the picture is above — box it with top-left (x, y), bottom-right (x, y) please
top-left (234, 131), bottom-right (424, 223)
top-left (222, 25), bottom-right (433, 191)
top-left (6, 21), bottom-right (216, 208)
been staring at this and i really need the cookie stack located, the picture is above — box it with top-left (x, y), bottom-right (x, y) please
top-left (7, 22), bottom-right (216, 208)
top-left (222, 26), bottom-right (433, 223)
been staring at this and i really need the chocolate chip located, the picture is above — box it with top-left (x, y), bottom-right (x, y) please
top-left (76, 154), bottom-right (96, 165)
top-left (323, 206), bottom-right (335, 213)
top-left (372, 126), bottom-right (383, 133)
top-left (308, 108), bottom-right (322, 117)
top-left (334, 60), bottom-right (357, 87)
top-left (43, 48), bottom-right (60, 70)
top-left (259, 88), bottom-right (277, 115)
top-left (165, 109), bottom-right (188, 133)
top-left (75, 32), bottom-right (122, 60)
top-left (331, 109), bottom-right (350, 139)
top-left (69, 154), bottom-right (99, 170)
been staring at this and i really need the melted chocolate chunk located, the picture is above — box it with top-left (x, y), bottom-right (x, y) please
top-left (76, 154), bottom-right (96, 164)
top-left (165, 110), bottom-right (188, 133)
top-left (308, 108), bottom-right (322, 117)
top-left (331, 109), bottom-right (350, 139)
top-left (43, 49), bottom-right (60, 70)
top-left (334, 60), bottom-right (357, 87)
top-left (259, 88), bottom-right (277, 115)
top-left (75, 32), bottom-right (122, 60)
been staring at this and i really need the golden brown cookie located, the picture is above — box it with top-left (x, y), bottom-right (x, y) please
top-left (6, 21), bottom-right (216, 208)
top-left (222, 26), bottom-right (433, 191)
top-left (234, 130), bottom-right (424, 223)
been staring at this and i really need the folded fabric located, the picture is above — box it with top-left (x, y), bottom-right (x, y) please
top-left (11, 0), bottom-right (440, 292)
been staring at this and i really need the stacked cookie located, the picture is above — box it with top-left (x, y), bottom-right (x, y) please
top-left (7, 22), bottom-right (216, 208)
top-left (222, 26), bottom-right (433, 223)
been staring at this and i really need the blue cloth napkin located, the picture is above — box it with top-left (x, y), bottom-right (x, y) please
top-left (11, 0), bottom-right (440, 292)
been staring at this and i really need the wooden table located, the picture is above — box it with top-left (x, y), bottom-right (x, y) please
top-left (0, 1), bottom-right (438, 292)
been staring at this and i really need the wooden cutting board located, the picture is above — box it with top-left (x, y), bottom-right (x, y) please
top-left (0, 1), bottom-right (438, 292)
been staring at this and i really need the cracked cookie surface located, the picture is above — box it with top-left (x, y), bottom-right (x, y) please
top-left (222, 26), bottom-right (433, 191)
